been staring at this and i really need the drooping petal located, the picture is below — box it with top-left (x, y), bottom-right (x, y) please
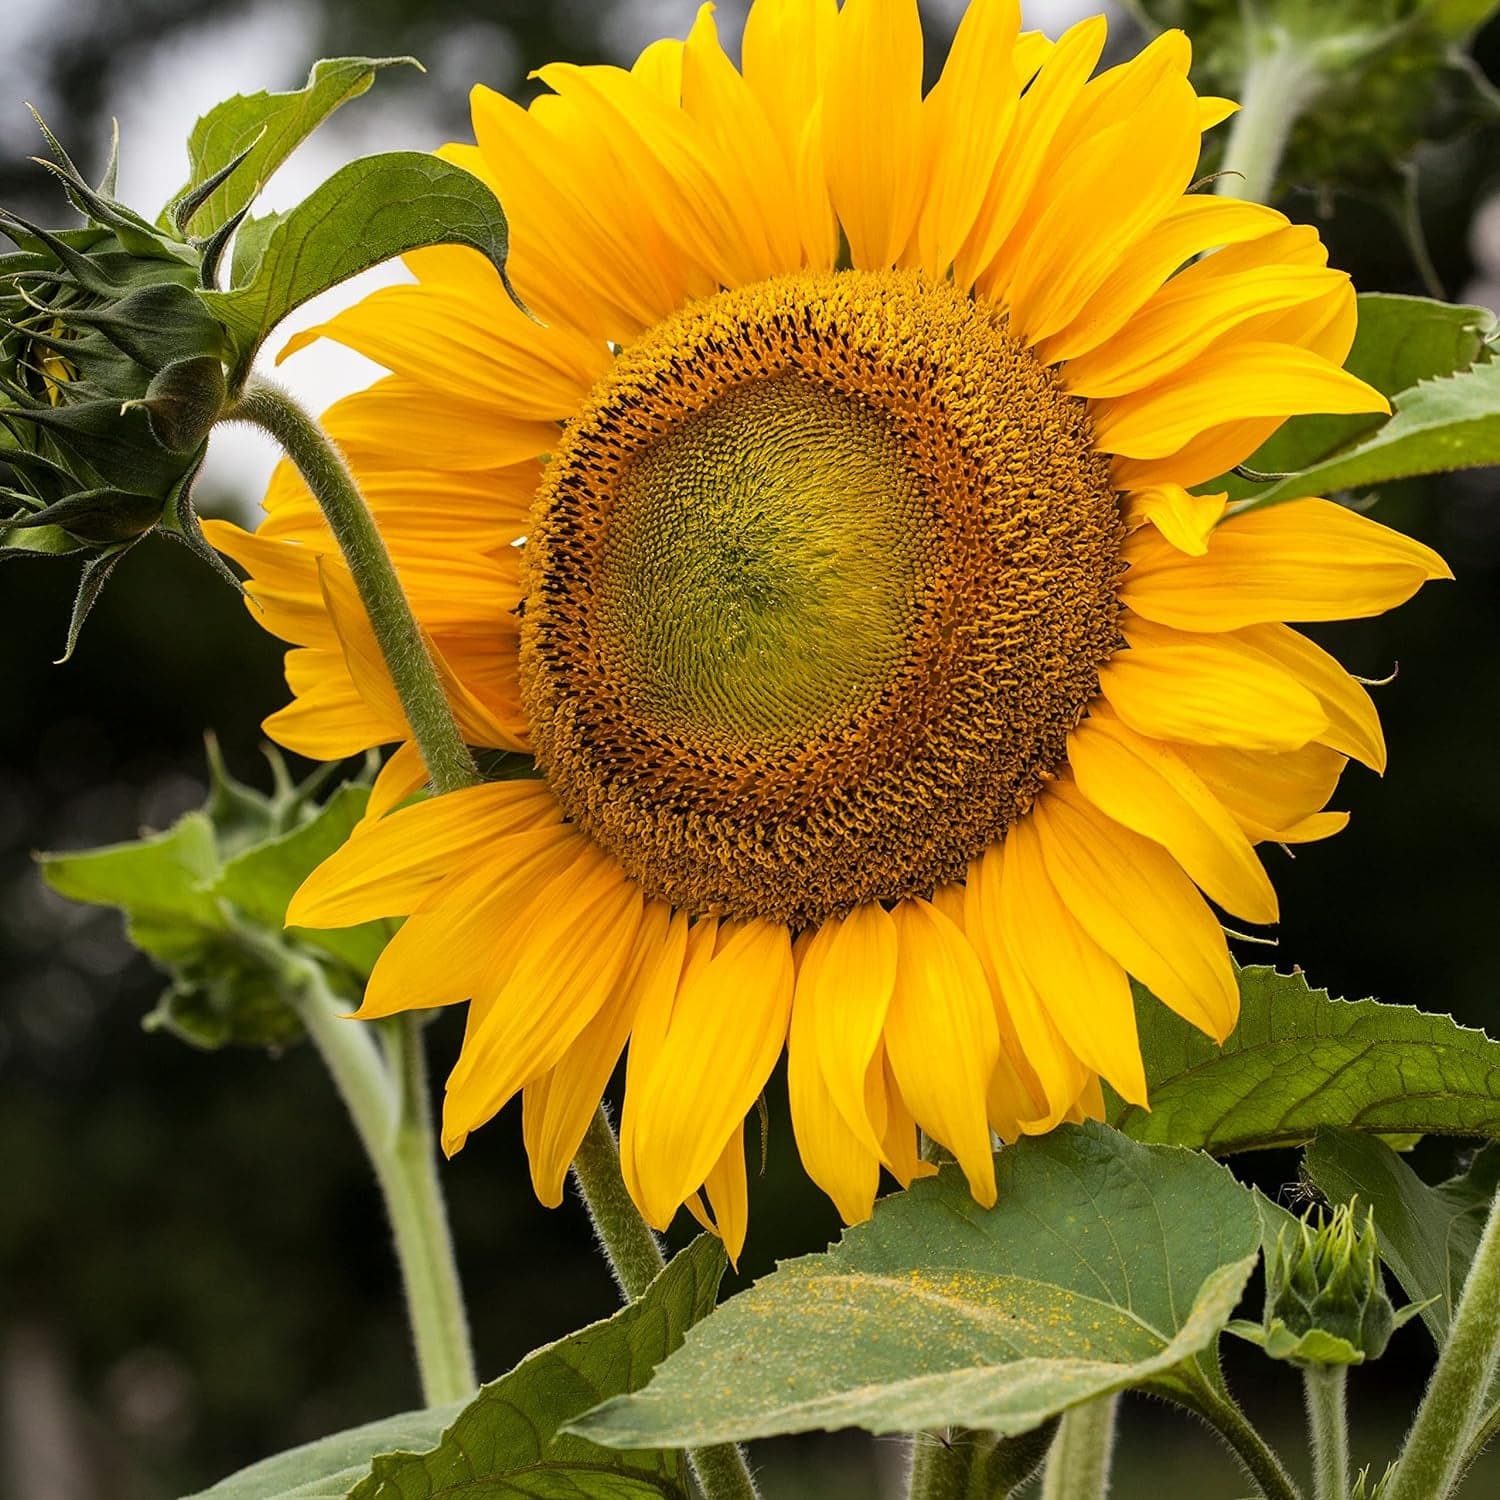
top-left (627, 919), bottom-right (794, 1228)
top-left (996, 816), bottom-right (1147, 1106)
top-left (521, 899), bottom-right (673, 1207)
top-left (1033, 780), bottom-right (1239, 1041)
top-left (1067, 709), bottom-right (1278, 923)
top-left (883, 899), bottom-right (999, 1206)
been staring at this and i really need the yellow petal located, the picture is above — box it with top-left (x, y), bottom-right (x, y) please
top-left (883, 899), bottom-right (999, 1206)
top-left (442, 844), bottom-right (645, 1151)
top-left (1033, 781), bottom-right (1239, 1041)
top-left (788, 974), bottom-right (882, 1225)
top-left (701, 1124), bottom-right (751, 1268)
top-left (955, 15), bottom-right (1106, 293)
top-left (1234, 622), bottom-right (1386, 771)
top-left (682, 5), bottom-right (802, 276)
top-left (628, 919), bottom-right (794, 1228)
top-left (821, 0), bottom-right (925, 269)
top-left (1173, 741), bottom-right (1349, 845)
top-left (290, 779), bottom-right (562, 926)
top-left (364, 741), bottom-right (430, 822)
top-left (279, 282), bottom-right (608, 422)
top-left (913, 0), bottom-right (1021, 277)
top-left (1064, 263), bottom-right (1349, 398)
top-left (357, 824), bottom-right (585, 1020)
top-left (1067, 709), bottom-right (1278, 924)
top-left (1037, 196), bottom-right (1287, 364)
top-left (794, 903), bottom-right (898, 1156)
top-left (520, 899), bottom-right (673, 1208)
top-left (1092, 343), bottom-right (1389, 460)
top-left (873, 1045), bottom-right (938, 1187)
top-left (1098, 632), bottom-right (1328, 751)
top-left (1121, 498), bottom-right (1452, 630)
top-left (1003, 72), bottom-right (1202, 344)
top-left (964, 844), bottom-right (1093, 1126)
top-left (1121, 484), bottom-right (1227, 556)
top-left (266, 648), bottom-right (399, 759)
top-left (740, 0), bottom-right (839, 269)
top-left (996, 815), bottom-right (1147, 1105)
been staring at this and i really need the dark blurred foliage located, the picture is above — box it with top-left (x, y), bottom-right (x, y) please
top-left (2, 4), bottom-right (1499, 1499)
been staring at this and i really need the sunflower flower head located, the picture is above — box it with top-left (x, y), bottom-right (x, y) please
top-left (212, 0), bottom-right (1451, 1262)
top-left (0, 117), bottom-right (232, 634)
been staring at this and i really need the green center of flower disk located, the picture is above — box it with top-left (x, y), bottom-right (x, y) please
top-left (521, 269), bottom-right (1124, 927)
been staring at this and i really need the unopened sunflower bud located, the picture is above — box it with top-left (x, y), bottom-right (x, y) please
top-left (0, 116), bottom-right (235, 656)
top-left (1260, 1199), bottom-right (1397, 1366)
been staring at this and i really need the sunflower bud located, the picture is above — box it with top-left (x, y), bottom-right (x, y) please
top-left (0, 117), bottom-right (236, 655)
top-left (1260, 1200), bottom-right (1397, 1366)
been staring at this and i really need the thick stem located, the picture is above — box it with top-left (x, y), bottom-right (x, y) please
top-left (284, 953), bottom-right (476, 1403)
top-left (571, 1107), bottom-right (760, 1500)
top-left (1041, 1397), bottom-right (1118, 1500)
top-left (223, 376), bottom-right (478, 796)
top-left (909, 1432), bottom-right (973, 1500)
top-left (1215, 42), bottom-right (1322, 206)
top-left (1387, 1192), bottom-right (1500, 1500)
top-left (1303, 1367), bottom-right (1348, 1500)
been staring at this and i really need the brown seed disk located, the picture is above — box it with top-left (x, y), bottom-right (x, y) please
top-left (520, 269), bottom-right (1123, 927)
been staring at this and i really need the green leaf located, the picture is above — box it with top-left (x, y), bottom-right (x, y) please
top-left (346, 1235), bottom-right (728, 1499)
top-left (1221, 292), bottom-right (1496, 500)
top-left (40, 812), bottom-right (223, 962)
top-left (202, 152), bottom-right (513, 388)
top-left (170, 57), bottom-right (419, 238)
top-left (1303, 1128), bottom-right (1500, 1346)
top-left (571, 1123), bottom-right (1259, 1448)
top-left (182, 1402), bottom-right (465, 1500)
top-left (1108, 967), bottom-right (1500, 1153)
top-left (212, 782), bottom-right (391, 980)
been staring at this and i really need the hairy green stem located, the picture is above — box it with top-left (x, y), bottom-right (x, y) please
top-left (284, 951), bottom-right (476, 1403)
top-left (1194, 1387), bottom-right (1304, 1500)
top-left (1456, 1395), bottom-right (1500, 1486)
top-left (1216, 40), bottom-right (1322, 205)
top-left (1303, 1367), bottom-right (1348, 1500)
top-left (1042, 1397), bottom-right (1118, 1500)
top-left (223, 376), bottom-right (478, 796)
top-left (1387, 1192), bottom-right (1500, 1500)
top-left (909, 1431), bottom-right (973, 1500)
top-left (572, 1108), bottom-right (760, 1500)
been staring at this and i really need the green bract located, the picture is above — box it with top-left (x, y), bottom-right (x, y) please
top-left (0, 123), bottom-right (234, 652)
top-left (0, 57), bottom-right (515, 658)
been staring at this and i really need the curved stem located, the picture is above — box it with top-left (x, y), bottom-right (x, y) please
top-left (1387, 1192), bottom-right (1500, 1500)
top-left (571, 1108), bottom-right (760, 1500)
top-left (222, 376), bottom-right (478, 796)
top-left (1042, 1397), bottom-right (1118, 1500)
top-left (282, 950), bottom-right (476, 1403)
top-left (1215, 41), bottom-right (1321, 205)
top-left (1191, 1386), bottom-right (1304, 1500)
top-left (1303, 1367), bottom-right (1348, 1500)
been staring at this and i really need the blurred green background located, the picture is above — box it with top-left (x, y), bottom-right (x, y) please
top-left (1, 2), bottom-right (1498, 1497)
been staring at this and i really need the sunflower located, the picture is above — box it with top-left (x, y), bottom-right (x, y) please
top-left (206, 0), bottom-right (1449, 1260)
